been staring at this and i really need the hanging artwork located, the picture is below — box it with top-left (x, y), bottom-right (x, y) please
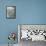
top-left (18, 24), bottom-right (46, 41)
top-left (6, 6), bottom-right (16, 19)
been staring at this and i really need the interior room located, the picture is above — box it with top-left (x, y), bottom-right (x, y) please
top-left (0, 0), bottom-right (46, 46)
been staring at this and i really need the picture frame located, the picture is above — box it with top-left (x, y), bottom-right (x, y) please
top-left (6, 6), bottom-right (16, 19)
top-left (18, 24), bottom-right (46, 42)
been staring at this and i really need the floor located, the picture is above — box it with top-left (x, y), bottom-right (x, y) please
top-left (0, 40), bottom-right (46, 46)
top-left (0, 44), bottom-right (18, 46)
top-left (19, 39), bottom-right (46, 46)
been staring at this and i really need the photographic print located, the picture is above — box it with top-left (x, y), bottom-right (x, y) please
top-left (6, 6), bottom-right (16, 19)
top-left (18, 24), bottom-right (46, 46)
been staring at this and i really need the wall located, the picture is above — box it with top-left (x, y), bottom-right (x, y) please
top-left (0, 0), bottom-right (46, 44)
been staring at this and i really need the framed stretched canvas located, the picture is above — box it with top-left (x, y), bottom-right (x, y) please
top-left (18, 24), bottom-right (46, 42)
top-left (6, 6), bottom-right (16, 19)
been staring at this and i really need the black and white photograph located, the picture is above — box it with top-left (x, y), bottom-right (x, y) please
top-left (18, 24), bottom-right (46, 46)
top-left (6, 6), bottom-right (16, 19)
